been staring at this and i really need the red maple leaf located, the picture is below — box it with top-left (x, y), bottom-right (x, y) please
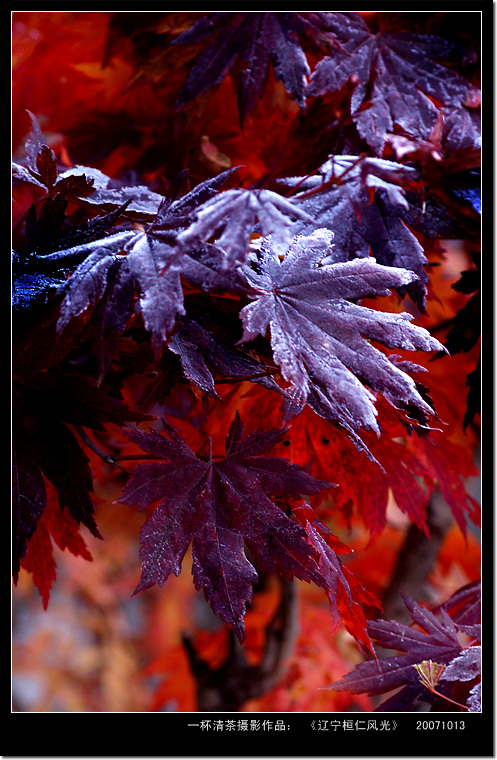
top-left (21, 484), bottom-right (93, 609)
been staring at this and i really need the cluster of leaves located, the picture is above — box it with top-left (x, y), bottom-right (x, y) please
top-left (12, 10), bottom-right (481, 710)
top-left (331, 581), bottom-right (481, 712)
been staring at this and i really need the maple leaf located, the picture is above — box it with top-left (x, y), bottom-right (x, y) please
top-left (12, 449), bottom-right (46, 583)
top-left (169, 313), bottom-right (282, 400)
top-left (293, 504), bottom-right (380, 656)
top-left (56, 165), bottom-right (164, 221)
top-left (466, 682), bottom-right (481, 712)
top-left (12, 308), bottom-right (151, 558)
top-left (20, 485), bottom-right (93, 609)
top-left (413, 659), bottom-right (447, 691)
top-left (405, 436), bottom-right (480, 536)
top-left (12, 111), bottom-right (79, 195)
top-left (118, 413), bottom-right (332, 641)
top-left (413, 646), bottom-right (481, 713)
top-left (442, 107), bottom-right (482, 154)
top-left (320, 416), bottom-right (433, 538)
top-left (435, 580), bottom-right (481, 627)
top-left (13, 112), bottom-right (156, 218)
top-left (442, 645), bottom-right (481, 684)
top-left (436, 590), bottom-right (481, 713)
top-left (279, 154), bottom-right (430, 309)
top-left (12, 197), bottom-right (132, 317)
top-left (53, 169), bottom-right (241, 356)
top-left (330, 590), bottom-right (480, 712)
top-left (52, 165), bottom-right (316, 360)
top-left (52, 231), bottom-right (188, 360)
top-left (243, 389), bottom-right (479, 540)
top-left (13, 389), bottom-right (101, 547)
top-left (12, 119), bottom-right (162, 224)
top-left (177, 186), bottom-right (316, 269)
top-left (306, 12), bottom-right (481, 155)
top-left (171, 12), bottom-right (336, 122)
top-left (238, 229), bottom-right (444, 442)
top-left (12, 117), bottom-right (148, 315)
top-left (314, 391), bottom-right (479, 538)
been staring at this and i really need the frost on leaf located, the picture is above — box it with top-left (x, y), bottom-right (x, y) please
top-left (117, 413), bottom-right (332, 641)
top-left (467, 682), bottom-right (481, 712)
top-left (177, 187), bottom-right (315, 268)
top-left (279, 155), bottom-right (430, 309)
top-left (55, 229), bottom-right (185, 357)
top-left (442, 645), bottom-right (481, 683)
top-left (238, 229), bottom-right (444, 443)
top-left (54, 170), bottom-right (247, 357)
top-left (306, 12), bottom-right (481, 155)
top-left (56, 165), bottom-right (164, 220)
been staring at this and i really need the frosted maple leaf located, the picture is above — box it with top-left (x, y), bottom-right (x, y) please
top-left (238, 229), bottom-right (445, 440)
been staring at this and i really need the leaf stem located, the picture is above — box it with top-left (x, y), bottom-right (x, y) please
top-left (214, 368), bottom-right (279, 384)
top-left (428, 687), bottom-right (468, 711)
top-left (113, 454), bottom-right (165, 462)
top-left (75, 426), bottom-right (168, 467)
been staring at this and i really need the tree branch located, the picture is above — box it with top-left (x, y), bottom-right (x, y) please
top-left (380, 490), bottom-right (454, 624)
top-left (182, 577), bottom-right (298, 711)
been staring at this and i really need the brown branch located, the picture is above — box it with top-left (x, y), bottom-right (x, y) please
top-left (182, 577), bottom-right (298, 711)
top-left (380, 490), bottom-right (454, 624)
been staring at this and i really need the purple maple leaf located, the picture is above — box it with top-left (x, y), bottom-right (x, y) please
top-left (331, 594), bottom-right (462, 697)
top-left (279, 155), bottom-right (430, 309)
top-left (177, 187), bottom-right (315, 268)
top-left (238, 229), bottom-right (444, 441)
top-left (169, 315), bottom-right (283, 400)
top-left (54, 169), bottom-right (245, 357)
top-left (172, 12), bottom-right (336, 121)
top-left (117, 413), bottom-right (332, 641)
top-left (437, 580), bottom-right (481, 627)
top-left (330, 589), bottom-right (481, 712)
top-left (54, 229), bottom-right (184, 356)
top-left (13, 112), bottom-right (162, 220)
top-left (306, 12), bottom-right (480, 155)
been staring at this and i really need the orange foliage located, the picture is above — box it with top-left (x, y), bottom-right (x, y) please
top-left (243, 596), bottom-right (374, 713)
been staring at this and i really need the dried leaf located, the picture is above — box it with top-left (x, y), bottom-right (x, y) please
top-left (413, 659), bottom-right (446, 690)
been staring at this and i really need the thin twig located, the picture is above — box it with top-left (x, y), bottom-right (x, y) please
top-left (74, 425), bottom-right (127, 470)
top-left (182, 576), bottom-right (298, 711)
